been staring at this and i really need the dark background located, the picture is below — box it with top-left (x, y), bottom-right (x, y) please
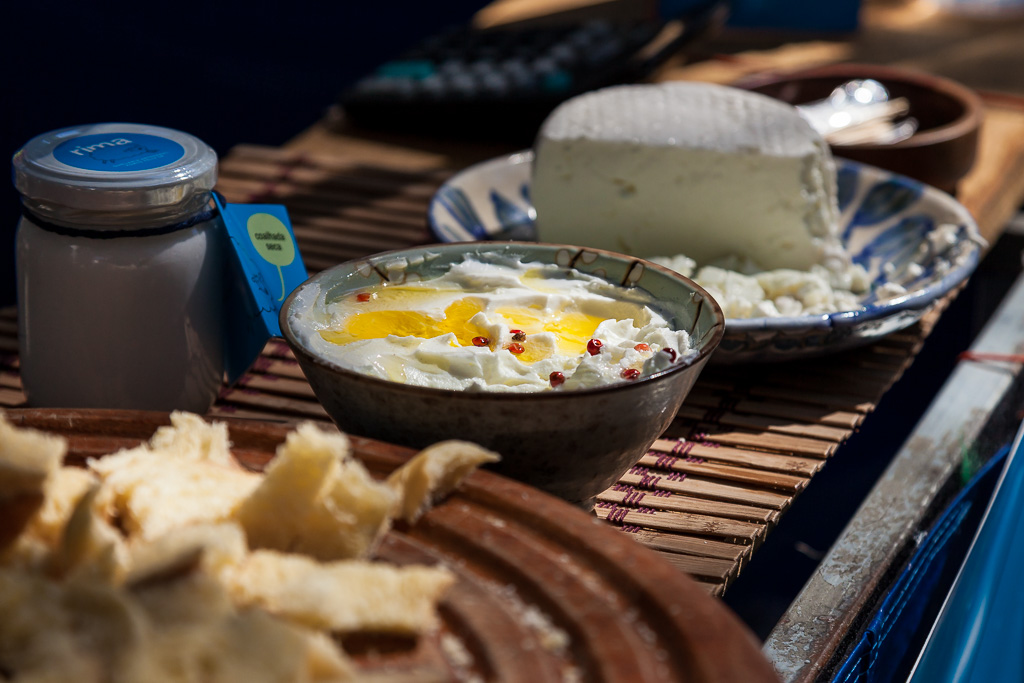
top-left (0, 0), bottom-right (487, 307)
top-left (0, 0), bottom-right (863, 307)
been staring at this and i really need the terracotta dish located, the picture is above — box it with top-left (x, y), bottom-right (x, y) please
top-left (5, 408), bottom-right (778, 683)
top-left (736, 63), bottom-right (983, 194)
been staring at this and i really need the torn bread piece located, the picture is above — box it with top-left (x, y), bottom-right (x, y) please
top-left (0, 492), bottom-right (45, 558)
top-left (229, 550), bottom-right (455, 635)
top-left (124, 522), bottom-right (248, 590)
top-left (0, 412), bottom-right (66, 496)
top-left (26, 466), bottom-right (98, 547)
top-left (235, 422), bottom-right (396, 561)
top-left (61, 579), bottom-right (156, 679)
top-left (91, 454), bottom-right (260, 541)
top-left (132, 572), bottom-right (356, 682)
top-left (387, 440), bottom-right (501, 523)
top-left (146, 411), bottom-right (236, 467)
top-left (87, 411), bottom-right (261, 540)
top-left (0, 568), bottom-right (105, 681)
top-left (1, 413), bottom-right (500, 681)
top-left (0, 567), bottom-right (356, 683)
top-left (49, 484), bottom-right (126, 583)
top-left (0, 569), bottom-right (156, 682)
top-left (0, 413), bottom-right (66, 551)
top-left (3, 467), bottom-right (100, 572)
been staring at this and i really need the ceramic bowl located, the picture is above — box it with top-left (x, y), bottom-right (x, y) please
top-left (279, 242), bottom-right (724, 507)
top-left (736, 63), bottom-right (984, 194)
top-left (427, 151), bottom-right (984, 363)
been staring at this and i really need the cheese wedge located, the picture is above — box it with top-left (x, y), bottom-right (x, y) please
top-left (533, 81), bottom-right (844, 271)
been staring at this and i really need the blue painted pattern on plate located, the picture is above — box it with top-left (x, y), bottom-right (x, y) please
top-left (435, 185), bottom-right (489, 240)
top-left (843, 176), bottom-right (924, 241)
top-left (490, 189), bottom-right (531, 232)
top-left (836, 163), bottom-right (859, 214)
top-left (427, 151), bottom-right (982, 362)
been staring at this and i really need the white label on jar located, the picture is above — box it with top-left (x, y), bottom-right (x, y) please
top-left (52, 132), bottom-right (186, 172)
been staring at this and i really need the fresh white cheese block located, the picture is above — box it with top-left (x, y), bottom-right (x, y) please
top-left (532, 82), bottom-right (845, 272)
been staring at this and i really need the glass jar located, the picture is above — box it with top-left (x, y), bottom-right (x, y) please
top-left (12, 123), bottom-right (225, 413)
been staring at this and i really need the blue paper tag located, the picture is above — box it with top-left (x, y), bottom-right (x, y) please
top-left (213, 193), bottom-right (307, 383)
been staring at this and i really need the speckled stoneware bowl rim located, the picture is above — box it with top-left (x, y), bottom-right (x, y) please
top-left (279, 242), bottom-right (725, 400)
top-left (426, 151), bottom-right (984, 337)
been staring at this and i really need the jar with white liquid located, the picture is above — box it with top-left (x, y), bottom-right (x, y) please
top-left (12, 123), bottom-right (225, 413)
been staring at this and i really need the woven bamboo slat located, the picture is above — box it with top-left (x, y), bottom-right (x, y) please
top-left (649, 439), bottom-right (824, 476)
top-left (635, 452), bottom-right (809, 492)
top-left (0, 142), bottom-right (951, 596)
top-left (597, 486), bottom-right (779, 523)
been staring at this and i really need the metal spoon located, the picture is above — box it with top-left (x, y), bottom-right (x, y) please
top-left (797, 79), bottom-right (919, 144)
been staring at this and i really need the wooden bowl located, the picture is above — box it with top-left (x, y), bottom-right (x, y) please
top-left (737, 63), bottom-right (983, 194)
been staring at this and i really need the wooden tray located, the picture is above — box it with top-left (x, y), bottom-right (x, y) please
top-left (4, 408), bottom-right (777, 683)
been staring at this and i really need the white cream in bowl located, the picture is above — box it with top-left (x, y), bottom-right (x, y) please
top-left (288, 258), bottom-right (697, 392)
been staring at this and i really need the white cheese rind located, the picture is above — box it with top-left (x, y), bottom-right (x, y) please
top-left (532, 82), bottom-right (842, 271)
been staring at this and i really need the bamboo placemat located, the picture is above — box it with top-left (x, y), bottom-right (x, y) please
top-left (0, 142), bottom-right (956, 598)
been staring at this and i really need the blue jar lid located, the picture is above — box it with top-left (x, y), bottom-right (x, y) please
top-left (12, 123), bottom-right (217, 213)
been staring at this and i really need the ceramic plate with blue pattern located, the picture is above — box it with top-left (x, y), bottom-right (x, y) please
top-left (427, 151), bottom-right (984, 363)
